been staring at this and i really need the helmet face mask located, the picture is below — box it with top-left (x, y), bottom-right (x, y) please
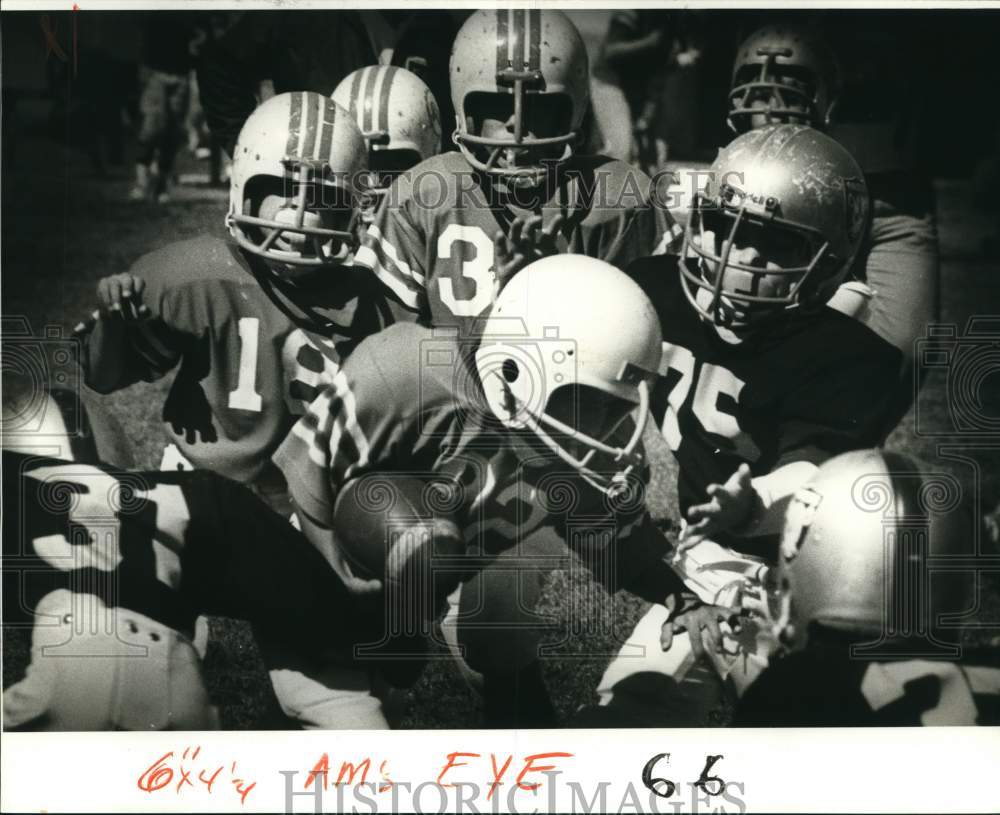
top-left (232, 162), bottom-right (360, 273)
top-left (727, 27), bottom-right (840, 135)
top-left (762, 450), bottom-right (973, 658)
top-left (227, 92), bottom-right (368, 276)
top-left (458, 89), bottom-right (577, 184)
top-left (680, 125), bottom-right (870, 332)
top-left (682, 183), bottom-right (832, 330)
top-left (450, 10), bottom-right (590, 187)
top-left (474, 255), bottom-right (662, 497)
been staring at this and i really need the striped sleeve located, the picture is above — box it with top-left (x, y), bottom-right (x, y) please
top-left (356, 201), bottom-right (429, 316)
top-left (273, 369), bottom-right (373, 525)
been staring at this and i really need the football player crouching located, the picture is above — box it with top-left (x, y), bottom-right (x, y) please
top-left (736, 449), bottom-right (1000, 726)
top-left (357, 9), bottom-right (682, 339)
top-left (332, 65), bottom-right (443, 227)
top-left (1, 377), bottom-right (369, 731)
top-left (77, 92), bottom-right (397, 518)
top-left (271, 256), bottom-right (692, 728)
top-left (583, 124), bottom-right (906, 725)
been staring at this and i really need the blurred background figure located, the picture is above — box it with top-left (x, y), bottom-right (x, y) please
top-left (598, 10), bottom-right (723, 172)
top-left (131, 12), bottom-right (198, 203)
top-left (196, 11), bottom-right (463, 162)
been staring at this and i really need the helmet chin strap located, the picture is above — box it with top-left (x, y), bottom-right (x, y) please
top-left (487, 371), bottom-right (650, 496)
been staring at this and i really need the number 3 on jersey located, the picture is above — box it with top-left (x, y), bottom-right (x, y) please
top-left (437, 224), bottom-right (496, 317)
top-left (228, 317), bottom-right (263, 412)
top-left (657, 341), bottom-right (761, 461)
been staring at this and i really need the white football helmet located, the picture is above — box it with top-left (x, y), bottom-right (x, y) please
top-left (449, 9), bottom-right (590, 185)
top-left (767, 449), bottom-right (972, 656)
top-left (227, 92), bottom-right (368, 271)
top-left (332, 65), bottom-right (441, 183)
top-left (474, 255), bottom-right (662, 496)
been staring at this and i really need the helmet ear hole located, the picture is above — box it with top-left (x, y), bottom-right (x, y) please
top-left (501, 358), bottom-right (520, 383)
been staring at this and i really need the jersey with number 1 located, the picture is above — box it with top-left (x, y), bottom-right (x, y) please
top-left (627, 255), bottom-right (903, 518)
top-left (357, 150), bottom-right (682, 336)
top-left (81, 235), bottom-right (392, 483)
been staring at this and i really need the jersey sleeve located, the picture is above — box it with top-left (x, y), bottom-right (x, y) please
top-left (775, 322), bottom-right (902, 466)
top-left (272, 327), bottom-right (427, 526)
top-left (355, 188), bottom-right (430, 322)
top-left (591, 167), bottom-right (683, 269)
top-left (81, 250), bottom-right (192, 394)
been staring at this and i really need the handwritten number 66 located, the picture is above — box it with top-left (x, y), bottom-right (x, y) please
top-left (642, 753), bottom-right (727, 799)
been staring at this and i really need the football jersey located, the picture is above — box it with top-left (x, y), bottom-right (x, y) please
top-left (82, 235), bottom-right (392, 483)
top-left (734, 649), bottom-right (1000, 726)
top-left (356, 151), bottom-right (683, 337)
top-left (626, 255), bottom-right (902, 522)
top-left (274, 322), bottom-right (679, 601)
top-left (1, 450), bottom-right (357, 646)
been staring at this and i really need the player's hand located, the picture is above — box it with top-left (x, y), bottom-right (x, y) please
top-left (98, 273), bottom-right (151, 320)
top-left (682, 463), bottom-right (756, 540)
top-left (76, 273), bottom-right (152, 336)
top-left (660, 593), bottom-right (741, 660)
top-left (492, 213), bottom-right (565, 295)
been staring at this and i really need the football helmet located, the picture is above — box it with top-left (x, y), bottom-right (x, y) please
top-left (474, 255), bottom-right (662, 496)
top-left (727, 25), bottom-right (841, 135)
top-left (767, 449), bottom-right (972, 655)
top-left (682, 124), bottom-right (870, 330)
top-left (332, 65), bottom-right (441, 215)
top-left (227, 92), bottom-right (367, 271)
top-left (449, 9), bottom-right (590, 185)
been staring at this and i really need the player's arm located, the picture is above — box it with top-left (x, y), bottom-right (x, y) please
top-left (78, 260), bottom-right (188, 393)
top-left (597, 169), bottom-right (683, 267)
top-left (273, 332), bottom-right (414, 541)
top-left (684, 460), bottom-right (820, 540)
top-left (355, 188), bottom-right (431, 324)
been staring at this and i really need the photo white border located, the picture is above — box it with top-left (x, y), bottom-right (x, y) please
top-left (3, 1), bottom-right (999, 812)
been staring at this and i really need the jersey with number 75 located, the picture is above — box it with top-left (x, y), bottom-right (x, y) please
top-left (80, 235), bottom-right (393, 484)
top-left (626, 255), bottom-right (902, 520)
top-left (356, 151), bottom-right (682, 336)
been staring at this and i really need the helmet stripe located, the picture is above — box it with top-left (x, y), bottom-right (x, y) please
top-left (302, 91), bottom-right (319, 158)
top-left (512, 8), bottom-right (525, 68)
top-left (361, 64), bottom-right (380, 134)
top-left (347, 66), bottom-right (365, 124)
top-left (528, 8), bottom-right (541, 71)
top-left (377, 65), bottom-right (397, 135)
top-left (287, 91), bottom-right (303, 157)
top-left (495, 8), bottom-right (510, 72)
top-left (318, 98), bottom-right (334, 160)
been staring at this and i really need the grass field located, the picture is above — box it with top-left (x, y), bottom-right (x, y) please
top-left (3, 116), bottom-right (998, 728)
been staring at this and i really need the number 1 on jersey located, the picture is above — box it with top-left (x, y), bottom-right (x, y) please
top-left (229, 317), bottom-right (263, 412)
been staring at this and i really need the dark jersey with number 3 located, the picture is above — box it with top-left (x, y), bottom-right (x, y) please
top-left (626, 255), bottom-right (902, 516)
top-left (82, 235), bottom-right (392, 483)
